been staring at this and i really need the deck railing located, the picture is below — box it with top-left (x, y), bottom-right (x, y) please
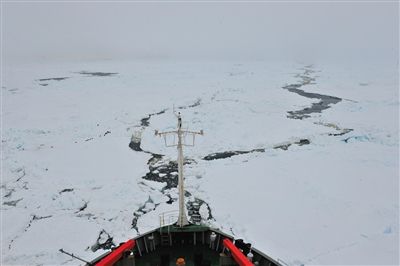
top-left (159, 210), bottom-right (179, 227)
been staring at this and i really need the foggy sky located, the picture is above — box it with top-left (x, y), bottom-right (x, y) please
top-left (2, 1), bottom-right (399, 63)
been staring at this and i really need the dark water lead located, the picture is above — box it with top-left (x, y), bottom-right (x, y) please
top-left (59, 188), bottom-right (74, 194)
top-left (203, 148), bottom-right (265, 161)
top-left (3, 198), bottom-right (23, 207)
top-left (131, 196), bottom-right (159, 231)
top-left (284, 86), bottom-right (342, 120)
top-left (142, 154), bottom-right (195, 191)
top-left (75, 201), bottom-right (89, 213)
top-left (38, 77), bottom-right (70, 82)
top-left (78, 71), bottom-right (118, 77)
top-left (177, 98), bottom-right (202, 109)
top-left (3, 187), bottom-right (16, 198)
top-left (329, 128), bottom-right (353, 136)
top-left (91, 230), bottom-right (115, 252)
top-left (202, 139), bottom-right (311, 160)
top-left (283, 65), bottom-right (342, 120)
top-left (129, 139), bottom-right (143, 152)
top-left (140, 109), bottom-right (167, 127)
top-left (187, 197), bottom-right (214, 222)
top-left (314, 122), bottom-right (354, 137)
top-left (273, 139), bottom-right (310, 151)
top-left (342, 135), bottom-right (370, 143)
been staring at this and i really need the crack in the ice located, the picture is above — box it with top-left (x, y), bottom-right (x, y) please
top-left (37, 77), bottom-right (70, 82)
top-left (78, 71), bottom-right (118, 77)
top-left (75, 201), bottom-right (89, 213)
top-left (90, 229), bottom-right (115, 252)
top-left (142, 156), bottom-right (196, 191)
top-left (8, 214), bottom-right (53, 250)
top-left (273, 139), bottom-right (310, 151)
top-left (131, 196), bottom-right (160, 232)
top-left (329, 129), bottom-right (353, 136)
top-left (283, 66), bottom-right (342, 120)
top-left (203, 148), bottom-right (265, 161)
top-left (59, 188), bottom-right (74, 194)
top-left (15, 167), bottom-right (26, 182)
top-left (314, 122), bottom-right (354, 136)
top-left (131, 154), bottom-right (201, 231)
top-left (77, 213), bottom-right (97, 220)
top-left (177, 98), bottom-right (202, 109)
top-left (2, 185), bottom-right (16, 198)
top-left (202, 139), bottom-right (312, 160)
top-left (305, 240), bottom-right (359, 264)
top-left (77, 129), bottom-right (113, 144)
top-left (32, 214), bottom-right (53, 220)
top-left (187, 197), bottom-right (214, 223)
top-left (140, 109), bottom-right (167, 127)
top-left (3, 198), bottom-right (23, 207)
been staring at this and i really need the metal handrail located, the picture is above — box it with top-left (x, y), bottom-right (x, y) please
top-left (159, 210), bottom-right (179, 227)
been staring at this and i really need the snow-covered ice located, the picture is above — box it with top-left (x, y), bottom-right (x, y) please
top-left (1, 60), bottom-right (398, 265)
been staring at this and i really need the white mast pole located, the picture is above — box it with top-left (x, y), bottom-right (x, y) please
top-left (155, 112), bottom-right (203, 227)
top-left (176, 113), bottom-right (189, 226)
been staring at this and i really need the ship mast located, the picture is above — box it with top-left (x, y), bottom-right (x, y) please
top-left (155, 112), bottom-right (203, 227)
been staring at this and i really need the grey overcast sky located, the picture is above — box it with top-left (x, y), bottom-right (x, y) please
top-left (2, 1), bottom-right (399, 63)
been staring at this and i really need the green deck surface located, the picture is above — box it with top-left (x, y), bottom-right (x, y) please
top-left (135, 244), bottom-right (220, 266)
top-left (159, 224), bottom-right (210, 233)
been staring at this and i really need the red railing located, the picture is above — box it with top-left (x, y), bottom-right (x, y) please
top-left (96, 239), bottom-right (136, 266)
top-left (223, 238), bottom-right (253, 266)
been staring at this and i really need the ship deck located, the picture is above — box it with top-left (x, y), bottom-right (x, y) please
top-left (91, 224), bottom-right (281, 266)
top-left (136, 224), bottom-right (225, 266)
top-left (135, 243), bottom-right (222, 266)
